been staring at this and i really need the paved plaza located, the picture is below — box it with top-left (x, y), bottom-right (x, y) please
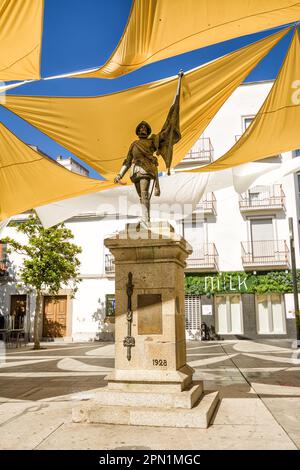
top-left (0, 340), bottom-right (300, 450)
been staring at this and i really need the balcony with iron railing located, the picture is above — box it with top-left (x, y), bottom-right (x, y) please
top-left (185, 243), bottom-right (219, 272)
top-left (196, 192), bottom-right (217, 216)
top-left (239, 185), bottom-right (285, 213)
top-left (241, 240), bottom-right (290, 270)
top-left (104, 253), bottom-right (115, 275)
top-left (175, 138), bottom-right (214, 170)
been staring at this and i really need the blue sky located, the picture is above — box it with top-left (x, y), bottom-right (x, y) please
top-left (0, 0), bottom-right (296, 179)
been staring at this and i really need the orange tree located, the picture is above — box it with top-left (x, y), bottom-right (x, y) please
top-left (3, 214), bottom-right (81, 349)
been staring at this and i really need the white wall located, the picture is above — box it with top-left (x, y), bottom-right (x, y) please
top-left (205, 82), bottom-right (273, 158)
top-left (71, 278), bottom-right (115, 341)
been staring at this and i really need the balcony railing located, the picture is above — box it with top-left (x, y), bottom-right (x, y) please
top-left (186, 243), bottom-right (219, 272)
top-left (105, 253), bottom-right (115, 275)
top-left (239, 185), bottom-right (285, 212)
top-left (197, 192), bottom-right (217, 215)
top-left (241, 240), bottom-right (290, 269)
top-left (176, 138), bottom-right (214, 168)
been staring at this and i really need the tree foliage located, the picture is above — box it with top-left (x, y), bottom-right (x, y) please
top-left (2, 213), bottom-right (82, 348)
top-left (3, 214), bottom-right (81, 295)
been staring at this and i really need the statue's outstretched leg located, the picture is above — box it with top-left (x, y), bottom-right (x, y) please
top-left (134, 181), bottom-right (141, 198)
top-left (139, 178), bottom-right (151, 225)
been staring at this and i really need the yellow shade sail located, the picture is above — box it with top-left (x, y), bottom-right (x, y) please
top-left (0, 0), bottom-right (44, 81)
top-left (0, 123), bottom-right (113, 221)
top-left (1, 28), bottom-right (289, 179)
top-left (75, 0), bottom-right (300, 79)
top-left (194, 29), bottom-right (300, 172)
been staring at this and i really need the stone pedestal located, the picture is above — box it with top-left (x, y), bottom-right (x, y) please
top-left (73, 222), bottom-right (219, 428)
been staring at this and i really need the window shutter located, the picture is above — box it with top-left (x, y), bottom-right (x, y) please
top-left (185, 295), bottom-right (201, 330)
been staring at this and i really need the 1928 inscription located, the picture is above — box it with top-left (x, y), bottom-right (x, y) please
top-left (152, 359), bottom-right (167, 366)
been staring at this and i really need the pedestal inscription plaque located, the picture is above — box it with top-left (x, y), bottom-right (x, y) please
top-left (138, 293), bottom-right (162, 335)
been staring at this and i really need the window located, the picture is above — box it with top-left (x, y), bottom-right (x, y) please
top-left (216, 294), bottom-right (243, 334)
top-left (243, 116), bottom-right (254, 132)
top-left (297, 173), bottom-right (300, 201)
top-left (104, 253), bottom-right (115, 274)
top-left (256, 294), bottom-right (286, 334)
top-left (250, 219), bottom-right (276, 262)
top-left (183, 216), bottom-right (205, 245)
top-left (105, 294), bottom-right (116, 317)
top-left (185, 295), bottom-right (201, 331)
top-left (183, 217), bottom-right (206, 267)
top-left (249, 186), bottom-right (270, 205)
top-left (250, 218), bottom-right (274, 244)
top-left (0, 242), bottom-right (7, 275)
top-left (249, 190), bottom-right (261, 204)
top-left (242, 117), bottom-right (281, 162)
top-left (250, 218), bottom-right (274, 259)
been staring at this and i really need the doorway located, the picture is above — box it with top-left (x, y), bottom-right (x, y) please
top-left (10, 295), bottom-right (27, 329)
top-left (43, 296), bottom-right (68, 338)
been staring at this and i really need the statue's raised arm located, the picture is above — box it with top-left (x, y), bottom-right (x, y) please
top-left (154, 70), bottom-right (183, 175)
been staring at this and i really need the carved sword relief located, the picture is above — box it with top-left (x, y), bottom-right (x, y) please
top-left (123, 272), bottom-right (135, 361)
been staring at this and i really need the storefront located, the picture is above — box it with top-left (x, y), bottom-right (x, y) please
top-left (184, 272), bottom-right (298, 340)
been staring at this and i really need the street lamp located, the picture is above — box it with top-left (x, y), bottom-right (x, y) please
top-left (288, 217), bottom-right (300, 348)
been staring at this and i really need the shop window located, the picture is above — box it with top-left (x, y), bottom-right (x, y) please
top-left (105, 294), bottom-right (116, 317)
top-left (256, 294), bottom-right (286, 334)
top-left (216, 294), bottom-right (243, 334)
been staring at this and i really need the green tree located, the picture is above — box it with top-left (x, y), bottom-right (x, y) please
top-left (2, 214), bottom-right (81, 350)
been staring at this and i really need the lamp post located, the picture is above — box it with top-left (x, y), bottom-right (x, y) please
top-left (288, 217), bottom-right (300, 348)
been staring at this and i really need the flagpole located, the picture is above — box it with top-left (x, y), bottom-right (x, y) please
top-left (166, 69), bottom-right (184, 175)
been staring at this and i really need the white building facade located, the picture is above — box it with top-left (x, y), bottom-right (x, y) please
top-left (0, 81), bottom-right (299, 342)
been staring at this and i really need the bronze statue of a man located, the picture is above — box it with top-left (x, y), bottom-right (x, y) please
top-left (114, 71), bottom-right (183, 225)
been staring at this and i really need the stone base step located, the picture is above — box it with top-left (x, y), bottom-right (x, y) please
top-left (77, 382), bottom-right (203, 410)
top-left (73, 391), bottom-right (219, 429)
top-left (107, 380), bottom-right (190, 393)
